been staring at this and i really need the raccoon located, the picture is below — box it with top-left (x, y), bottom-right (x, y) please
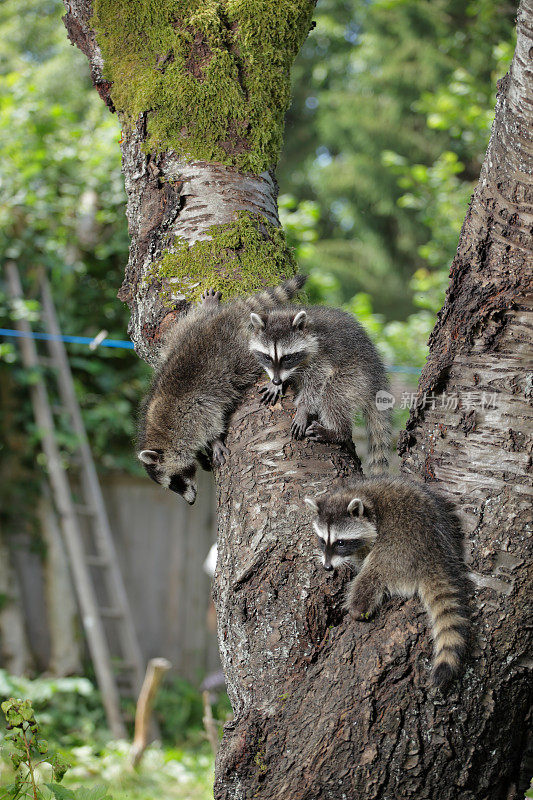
top-left (304, 476), bottom-right (470, 688)
top-left (138, 276), bottom-right (306, 504)
top-left (249, 305), bottom-right (391, 472)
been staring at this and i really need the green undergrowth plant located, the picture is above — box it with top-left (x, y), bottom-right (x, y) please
top-left (1, 697), bottom-right (110, 800)
top-left (0, 673), bottom-right (220, 800)
top-left (0, 672), bottom-right (107, 750)
top-left (154, 675), bottom-right (232, 747)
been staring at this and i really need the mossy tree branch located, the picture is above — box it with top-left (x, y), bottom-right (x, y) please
top-left (63, 0), bottom-right (316, 362)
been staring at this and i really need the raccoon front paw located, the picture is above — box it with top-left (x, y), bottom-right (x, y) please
top-left (291, 411), bottom-right (309, 440)
top-left (304, 421), bottom-right (333, 443)
top-left (211, 440), bottom-right (229, 466)
top-left (200, 288), bottom-right (222, 308)
top-left (259, 382), bottom-right (282, 406)
top-left (343, 591), bottom-right (377, 621)
top-left (345, 599), bottom-right (376, 622)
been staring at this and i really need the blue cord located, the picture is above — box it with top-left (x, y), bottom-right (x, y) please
top-left (0, 327), bottom-right (422, 373)
top-left (0, 328), bottom-right (135, 350)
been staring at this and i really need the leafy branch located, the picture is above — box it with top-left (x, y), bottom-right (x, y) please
top-left (1, 698), bottom-right (110, 800)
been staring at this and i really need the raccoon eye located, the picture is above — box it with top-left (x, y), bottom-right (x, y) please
top-left (253, 350), bottom-right (272, 365)
top-left (280, 351), bottom-right (304, 367)
top-left (315, 535), bottom-right (326, 551)
top-left (334, 540), bottom-right (358, 555)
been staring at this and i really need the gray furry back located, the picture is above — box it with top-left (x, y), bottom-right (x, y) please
top-left (137, 276), bottom-right (306, 503)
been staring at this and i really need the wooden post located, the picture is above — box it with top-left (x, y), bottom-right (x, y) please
top-left (202, 690), bottom-right (220, 757)
top-left (131, 657), bottom-right (171, 767)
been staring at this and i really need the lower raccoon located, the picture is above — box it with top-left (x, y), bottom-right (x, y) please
top-left (304, 476), bottom-right (470, 687)
top-left (249, 305), bottom-right (391, 473)
top-left (138, 275), bottom-right (306, 504)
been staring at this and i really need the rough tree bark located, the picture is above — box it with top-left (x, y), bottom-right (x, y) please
top-left (63, 1), bottom-right (532, 798)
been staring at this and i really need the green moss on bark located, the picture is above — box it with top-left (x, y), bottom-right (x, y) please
top-left (146, 211), bottom-right (297, 305)
top-left (92, 0), bottom-right (316, 172)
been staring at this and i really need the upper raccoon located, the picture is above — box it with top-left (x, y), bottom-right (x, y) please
top-left (249, 305), bottom-right (391, 473)
top-left (304, 476), bottom-right (470, 688)
top-left (137, 276), bottom-right (306, 504)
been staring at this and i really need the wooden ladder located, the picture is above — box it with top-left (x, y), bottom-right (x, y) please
top-left (5, 263), bottom-right (146, 739)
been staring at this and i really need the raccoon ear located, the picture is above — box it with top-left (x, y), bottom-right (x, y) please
top-left (304, 496), bottom-right (318, 513)
top-left (250, 312), bottom-right (265, 330)
top-left (138, 449), bottom-right (162, 465)
top-left (347, 497), bottom-right (364, 517)
top-left (292, 310), bottom-right (307, 330)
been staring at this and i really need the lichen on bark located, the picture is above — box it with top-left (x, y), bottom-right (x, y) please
top-left (91, 0), bottom-right (316, 172)
top-left (144, 210), bottom-right (297, 306)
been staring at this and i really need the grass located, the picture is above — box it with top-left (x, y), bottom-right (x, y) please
top-left (0, 737), bottom-right (215, 800)
top-left (0, 671), bottom-right (218, 800)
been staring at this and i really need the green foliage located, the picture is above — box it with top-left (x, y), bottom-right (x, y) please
top-left (46, 787), bottom-right (111, 800)
top-left (0, 672), bottom-right (107, 749)
top-left (0, 0), bottom-right (150, 492)
top-left (154, 676), bottom-right (231, 746)
top-left (281, 0), bottom-right (516, 317)
top-left (148, 211), bottom-right (297, 306)
top-left (92, 0), bottom-right (315, 172)
top-left (0, 673), bottom-right (217, 800)
top-left (1, 696), bottom-right (73, 799)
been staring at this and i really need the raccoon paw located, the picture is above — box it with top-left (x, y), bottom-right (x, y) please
top-left (343, 592), bottom-right (376, 621)
top-left (259, 383), bottom-right (282, 406)
top-left (200, 288), bottom-right (222, 307)
top-left (291, 414), bottom-right (309, 440)
top-left (211, 440), bottom-right (230, 466)
top-left (304, 421), bottom-right (332, 443)
top-left (347, 603), bottom-right (376, 622)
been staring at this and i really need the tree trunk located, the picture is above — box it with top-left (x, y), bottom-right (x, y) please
top-left (63, 1), bottom-right (532, 798)
top-left (62, 0), bottom-right (315, 361)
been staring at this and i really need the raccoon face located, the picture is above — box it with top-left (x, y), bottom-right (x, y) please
top-left (138, 449), bottom-right (198, 504)
top-left (304, 496), bottom-right (377, 571)
top-left (249, 310), bottom-right (317, 386)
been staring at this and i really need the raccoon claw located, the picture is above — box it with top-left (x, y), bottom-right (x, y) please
top-left (291, 418), bottom-right (308, 440)
top-left (211, 440), bottom-right (229, 466)
top-left (259, 383), bottom-right (282, 406)
top-left (200, 288), bottom-right (222, 308)
top-left (305, 422), bottom-right (331, 443)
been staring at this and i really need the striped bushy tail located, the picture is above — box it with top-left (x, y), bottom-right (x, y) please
top-left (248, 274), bottom-right (307, 312)
top-left (419, 576), bottom-right (469, 688)
top-left (364, 402), bottom-right (392, 475)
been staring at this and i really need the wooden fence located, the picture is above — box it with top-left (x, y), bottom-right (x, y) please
top-left (2, 471), bottom-right (220, 683)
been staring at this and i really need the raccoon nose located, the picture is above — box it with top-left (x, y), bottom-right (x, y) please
top-left (323, 563), bottom-right (333, 572)
top-left (272, 377), bottom-right (282, 385)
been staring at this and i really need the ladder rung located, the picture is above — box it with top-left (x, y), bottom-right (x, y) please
top-left (100, 607), bottom-right (124, 619)
top-left (85, 554), bottom-right (110, 567)
top-left (114, 662), bottom-right (138, 671)
top-left (73, 503), bottom-right (96, 516)
top-left (51, 403), bottom-right (67, 415)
